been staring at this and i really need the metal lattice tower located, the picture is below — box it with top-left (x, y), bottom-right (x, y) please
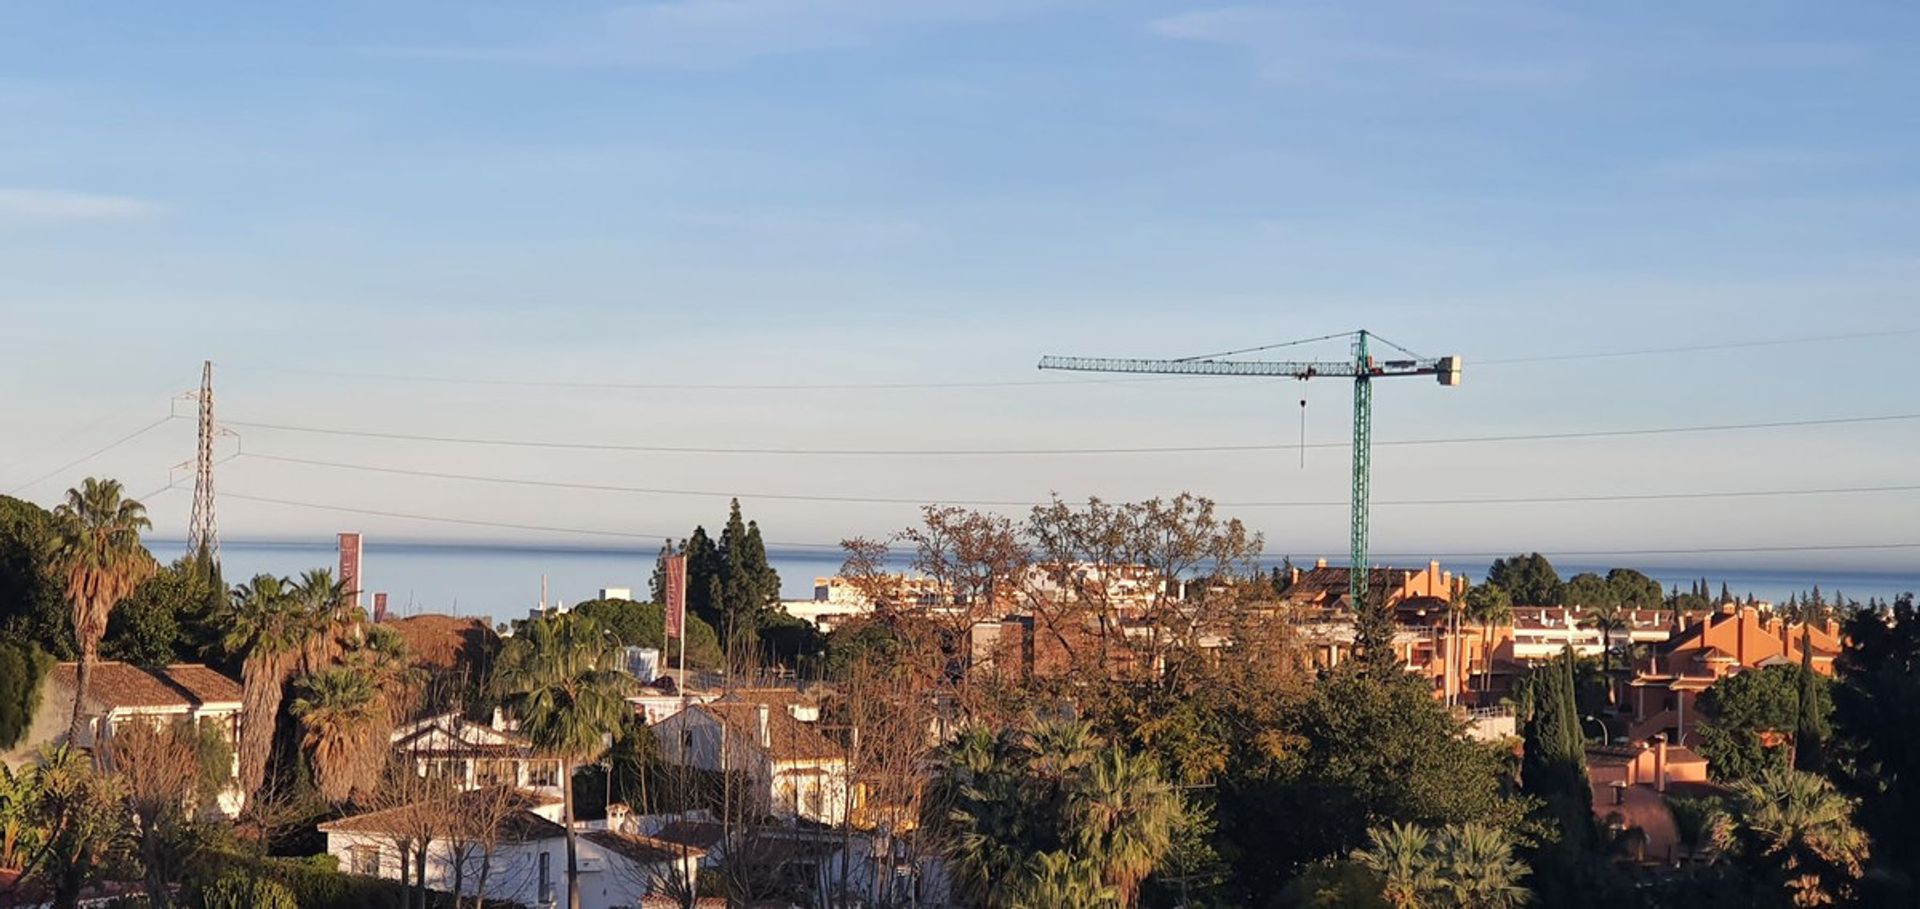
top-left (1038, 329), bottom-right (1461, 613)
top-left (187, 360), bottom-right (220, 565)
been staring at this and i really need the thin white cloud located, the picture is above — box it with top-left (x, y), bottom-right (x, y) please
top-left (0, 188), bottom-right (159, 222)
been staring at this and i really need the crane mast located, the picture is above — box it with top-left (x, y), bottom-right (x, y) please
top-left (1038, 329), bottom-right (1461, 615)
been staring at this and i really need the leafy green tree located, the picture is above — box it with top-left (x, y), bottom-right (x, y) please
top-left (1251, 671), bottom-right (1533, 887)
top-left (1830, 593), bottom-right (1920, 896)
top-left (492, 613), bottom-right (636, 909)
top-left (0, 642), bottom-right (51, 750)
top-left (1562, 573), bottom-right (1614, 610)
top-left (1696, 665), bottom-right (1830, 784)
top-left (1725, 767), bottom-right (1867, 907)
top-left (0, 496), bottom-right (72, 659)
top-left (104, 558), bottom-right (222, 667)
top-left (569, 597), bottom-right (666, 649)
top-left (1486, 554), bottom-right (1562, 606)
top-left (1605, 569), bottom-right (1663, 611)
top-left (51, 477), bottom-right (156, 744)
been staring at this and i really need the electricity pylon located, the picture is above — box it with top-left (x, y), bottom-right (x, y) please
top-left (187, 360), bottom-right (220, 567)
top-left (1038, 330), bottom-right (1462, 611)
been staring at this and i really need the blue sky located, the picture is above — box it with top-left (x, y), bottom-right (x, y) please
top-left (2, 1), bottom-right (1918, 579)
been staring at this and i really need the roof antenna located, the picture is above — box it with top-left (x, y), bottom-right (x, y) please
top-left (1298, 398), bottom-right (1308, 469)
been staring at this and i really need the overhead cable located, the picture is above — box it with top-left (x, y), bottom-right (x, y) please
top-left (7, 415), bottom-right (178, 493)
top-left (221, 411), bottom-right (1920, 457)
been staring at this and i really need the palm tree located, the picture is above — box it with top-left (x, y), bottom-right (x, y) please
top-left (492, 613), bottom-right (635, 909)
top-left (1464, 584), bottom-right (1513, 698)
top-left (1666, 795), bottom-right (1726, 866)
top-left (51, 478), bottom-right (155, 746)
top-left (928, 727), bottom-right (1031, 909)
top-left (290, 667), bottom-right (384, 804)
top-left (1729, 767), bottom-right (1868, 907)
top-left (221, 574), bottom-right (304, 797)
top-left (1008, 850), bottom-right (1118, 909)
top-left (1353, 822), bottom-right (1437, 909)
top-left (1580, 601), bottom-right (1629, 706)
top-left (290, 568), bottom-right (362, 676)
top-left (1068, 748), bottom-right (1182, 909)
top-left (1433, 822), bottom-right (1529, 908)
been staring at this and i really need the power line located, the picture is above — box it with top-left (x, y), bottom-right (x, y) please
top-left (6, 415), bottom-right (178, 494)
top-left (1477, 328), bottom-right (1920, 366)
top-left (220, 490), bottom-right (843, 550)
top-left (221, 363), bottom-right (1177, 391)
top-left (221, 411), bottom-right (1920, 457)
top-left (238, 451), bottom-right (1920, 509)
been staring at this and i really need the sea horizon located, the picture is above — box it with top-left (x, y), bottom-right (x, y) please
top-left (148, 537), bottom-right (1920, 629)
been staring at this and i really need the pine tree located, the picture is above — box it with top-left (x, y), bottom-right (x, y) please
top-left (1720, 581), bottom-right (1732, 605)
top-left (648, 539), bottom-right (676, 605)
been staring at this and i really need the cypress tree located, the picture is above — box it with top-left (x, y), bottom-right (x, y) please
top-left (682, 526), bottom-right (721, 627)
top-left (1794, 627), bottom-right (1825, 772)
top-left (714, 500), bottom-right (782, 654)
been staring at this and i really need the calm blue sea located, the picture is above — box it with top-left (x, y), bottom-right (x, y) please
top-left (148, 540), bottom-right (1920, 629)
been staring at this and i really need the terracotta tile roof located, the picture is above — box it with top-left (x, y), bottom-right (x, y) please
top-left (701, 702), bottom-right (844, 762)
top-left (319, 787), bottom-right (563, 840)
top-left (583, 830), bottom-right (707, 864)
top-left (384, 614), bottom-right (498, 672)
top-left (51, 662), bottom-right (242, 712)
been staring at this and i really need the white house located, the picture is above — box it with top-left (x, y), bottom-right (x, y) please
top-left (1, 662), bottom-right (246, 817)
top-left (390, 711), bottom-right (565, 801)
top-left (652, 701), bottom-right (851, 826)
top-left (319, 787), bottom-right (700, 909)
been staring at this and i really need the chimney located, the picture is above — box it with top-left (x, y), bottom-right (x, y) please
top-left (755, 704), bottom-right (771, 749)
top-left (1780, 619), bottom-right (1792, 657)
top-left (1315, 557), bottom-right (1328, 570)
top-left (1289, 566), bottom-right (1301, 586)
top-left (1737, 609), bottom-right (1747, 664)
top-left (491, 706), bottom-right (507, 732)
top-left (607, 802), bottom-right (631, 833)
top-left (1653, 734), bottom-right (1669, 793)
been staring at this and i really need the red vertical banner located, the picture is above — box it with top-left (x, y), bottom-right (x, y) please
top-left (337, 532), bottom-right (363, 606)
top-left (665, 555), bottom-right (687, 639)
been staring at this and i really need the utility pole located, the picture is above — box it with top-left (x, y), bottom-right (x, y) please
top-left (187, 359), bottom-right (221, 567)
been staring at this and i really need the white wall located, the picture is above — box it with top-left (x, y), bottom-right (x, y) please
top-left (324, 830), bottom-right (659, 909)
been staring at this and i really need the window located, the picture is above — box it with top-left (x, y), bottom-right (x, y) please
top-left (527, 760), bottom-right (559, 788)
top-left (538, 851), bottom-right (553, 903)
top-left (350, 845), bottom-right (380, 876)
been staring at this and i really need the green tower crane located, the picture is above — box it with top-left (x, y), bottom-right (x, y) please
top-left (1037, 330), bottom-right (1462, 613)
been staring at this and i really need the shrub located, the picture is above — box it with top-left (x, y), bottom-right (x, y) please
top-left (202, 873), bottom-right (297, 909)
